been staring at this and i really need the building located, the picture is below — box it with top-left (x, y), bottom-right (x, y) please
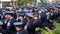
top-left (0, 0), bottom-right (17, 8)
top-left (55, 0), bottom-right (60, 3)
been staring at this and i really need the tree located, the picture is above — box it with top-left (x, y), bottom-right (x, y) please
top-left (40, 0), bottom-right (44, 3)
top-left (17, 0), bottom-right (34, 6)
top-left (17, 0), bottom-right (24, 6)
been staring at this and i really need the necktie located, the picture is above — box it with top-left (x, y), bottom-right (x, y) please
top-left (33, 20), bottom-right (36, 24)
top-left (47, 15), bottom-right (49, 19)
top-left (24, 22), bottom-right (29, 30)
top-left (39, 15), bottom-right (41, 19)
top-left (4, 19), bottom-right (8, 24)
top-left (7, 19), bottom-right (11, 29)
top-left (16, 15), bottom-right (19, 20)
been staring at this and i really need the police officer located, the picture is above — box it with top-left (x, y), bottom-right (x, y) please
top-left (1, 9), bottom-right (5, 19)
top-left (24, 13), bottom-right (35, 34)
top-left (37, 9), bottom-right (42, 19)
top-left (16, 14), bottom-right (26, 28)
top-left (0, 8), bottom-right (3, 16)
top-left (2, 11), bottom-right (17, 34)
top-left (45, 11), bottom-right (54, 30)
top-left (0, 20), bottom-right (3, 34)
top-left (40, 11), bottom-right (48, 29)
top-left (14, 22), bottom-right (29, 34)
top-left (32, 14), bottom-right (41, 34)
top-left (56, 6), bottom-right (60, 23)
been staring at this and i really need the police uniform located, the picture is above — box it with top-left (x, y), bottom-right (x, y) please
top-left (13, 22), bottom-right (29, 34)
top-left (1, 11), bottom-right (17, 34)
top-left (0, 9), bottom-right (3, 16)
top-left (0, 8), bottom-right (3, 20)
top-left (39, 10), bottom-right (54, 30)
top-left (57, 6), bottom-right (60, 23)
top-left (38, 12), bottom-right (47, 28)
top-left (24, 13), bottom-right (37, 34)
top-left (0, 20), bottom-right (6, 34)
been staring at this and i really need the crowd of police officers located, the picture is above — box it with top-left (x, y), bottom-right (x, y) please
top-left (0, 4), bottom-right (60, 34)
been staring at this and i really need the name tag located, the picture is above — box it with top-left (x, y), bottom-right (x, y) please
top-left (24, 26), bottom-right (27, 30)
top-left (7, 22), bottom-right (10, 27)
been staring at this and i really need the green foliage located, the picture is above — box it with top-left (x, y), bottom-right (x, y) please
top-left (53, 21), bottom-right (60, 34)
top-left (17, 0), bottom-right (47, 6)
top-left (7, 4), bottom-right (12, 7)
top-left (17, 0), bottom-right (25, 6)
top-left (36, 20), bottom-right (60, 34)
top-left (17, 0), bottom-right (34, 6)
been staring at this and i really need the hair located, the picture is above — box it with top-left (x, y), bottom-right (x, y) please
top-left (16, 25), bottom-right (23, 28)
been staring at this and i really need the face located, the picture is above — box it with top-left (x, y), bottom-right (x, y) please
top-left (50, 9), bottom-right (54, 12)
top-left (38, 10), bottom-right (42, 14)
top-left (7, 15), bottom-right (12, 19)
top-left (3, 12), bottom-right (5, 15)
top-left (33, 16), bottom-right (38, 19)
top-left (25, 16), bottom-right (31, 21)
top-left (46, 12), bottom-right (50, 16)
top-left (29, 9), bottom-right (32, 12)
top-left (18, 16), bottom-right (23, 20)
top-left (58, 8), bottom-right (60, 10)
top-left (26, 17), bottom-right (29, 20)
top-left (5, 15), bottom-right (8, 18)
top-left (54, 8), bottom-right (58, 10)
top-left (16, 27), bottom-right (21, 31)
top-left (16, 13), bottom-right (20, 15)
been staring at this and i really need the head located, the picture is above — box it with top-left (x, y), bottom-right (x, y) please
top-left (16, 26), bottom-right (22, 31)
top-left (37, 10), bottom-right (42, 14)
top-left (3, 12), bottom-right (5, 15)
top-left (4, 14), bottom-right (8, 18)
top-left (54, 7), bottom-right (58, 10)
top-left (29, 8), bottom-right (33, 12)
top-left (57, 7), bottom-right (60, 10)
top-left (50, 8), bottom-right (54, 12)
top-left (18, 16), bottom-right (24, 20)
top-left (16, 12), bottom-right (20, 15)
top-left (33, 15), bottom-right (38, 19)
top-left (6, 14), bottom-right (13, 19)
top-left (46, 11), bottom-right (50, 16)
top-left (25, 16), bottom-right (32, 21)
top-left (25, 13), bottom-right (33, 21)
